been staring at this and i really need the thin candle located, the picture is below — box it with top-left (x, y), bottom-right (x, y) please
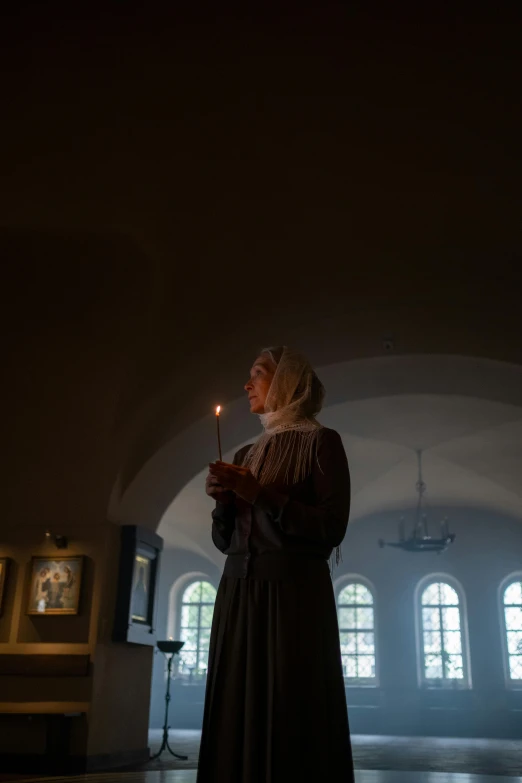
top-left (215, 405), bottom-right (223, 461)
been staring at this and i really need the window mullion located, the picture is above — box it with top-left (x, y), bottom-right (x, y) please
top-left (197, 602), bottom-right (202, 671)
top-left (440, 604), bottom-right (446, 680)
top-left (354, 602), bottom-right (359, 679)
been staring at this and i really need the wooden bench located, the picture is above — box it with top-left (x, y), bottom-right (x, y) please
top-left (0, 655), bottom-right (90, 772)
top-left (1, 706), bottom-right (86, 747)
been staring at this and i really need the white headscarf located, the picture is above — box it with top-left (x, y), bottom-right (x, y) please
top-left (244, 346), bottom-right (325, 485)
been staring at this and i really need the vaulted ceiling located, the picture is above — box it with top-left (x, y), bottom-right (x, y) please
top-left (3, 11), bottom-right (521, 432)
top-left (3, 10), bottom-right (521, 541)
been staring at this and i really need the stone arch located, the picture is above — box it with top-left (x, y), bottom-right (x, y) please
top-left (111, 354), bottom-right (522, 541)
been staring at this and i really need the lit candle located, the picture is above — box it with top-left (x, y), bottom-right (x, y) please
top-left (215, 405), bottom-right (223, 461)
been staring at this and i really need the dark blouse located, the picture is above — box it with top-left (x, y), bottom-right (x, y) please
top-left (211, 427), bottom-right (350, 577)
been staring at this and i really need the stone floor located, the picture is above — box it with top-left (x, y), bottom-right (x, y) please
top-left (144, 730), bottom-right (522, 778)
top-left (3, 732), bottom-right (522, 783)
top-left (8, 769), bottom-right (522, 782)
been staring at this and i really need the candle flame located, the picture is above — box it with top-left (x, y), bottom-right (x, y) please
top-left (216, 405), bottom-right (221, 415)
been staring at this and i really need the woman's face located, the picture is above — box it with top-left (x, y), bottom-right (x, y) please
top-left (244, 353), bottom-right (276, 414)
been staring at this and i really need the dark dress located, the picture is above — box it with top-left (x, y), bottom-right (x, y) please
top-left (197, 427), bottom-right (354, 783)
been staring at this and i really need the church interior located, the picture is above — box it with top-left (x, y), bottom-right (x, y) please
top-left (1, 5), bottom-right (521, 783)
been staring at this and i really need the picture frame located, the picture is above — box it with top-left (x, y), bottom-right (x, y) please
top-left (0, 558), bottom-right (10, 615)
top-left (112, 525), bottom-right (163, 646)
top-left (27, 556), bottom-right (84, 616)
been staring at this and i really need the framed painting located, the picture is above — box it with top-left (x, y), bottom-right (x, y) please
top-left (27, 556), bottom-right (83, 616)
top-left (113, 526), bottom-right (163, 646)
top-left (0, 558), bottom-right (9, 615)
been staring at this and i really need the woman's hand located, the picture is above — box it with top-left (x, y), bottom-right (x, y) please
top-left (205, 472), bottom-right (235, 505)
top-left (208, 462), bottom-right (261, 505)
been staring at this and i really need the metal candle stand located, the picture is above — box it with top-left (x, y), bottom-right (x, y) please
top-left (150, 640), bottom-right (188, 761)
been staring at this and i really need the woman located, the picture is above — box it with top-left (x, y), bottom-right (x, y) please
top-left (197, 346), bottom-right (354, 783)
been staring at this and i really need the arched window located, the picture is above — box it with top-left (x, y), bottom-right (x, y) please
top-left (419, 580), bottom-right (469, 686)
top-left (337, 581), bottom-right (377, 684)
top-left (178, 580), bottom-right (217, 678)
top-left (502, 579), bottom-right (522, 682)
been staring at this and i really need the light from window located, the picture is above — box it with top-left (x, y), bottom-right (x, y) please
top-left (420, 581), bottom-right (465, 684)
top-left (503, 580), bottom-right (522, 681)
top-left (178, 580), bottom-right (216, 678)
top-left (337, 582), bottom-right (376, 682)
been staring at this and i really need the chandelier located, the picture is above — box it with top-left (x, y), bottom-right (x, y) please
top-left (378, 449), bottom-right (456, 554)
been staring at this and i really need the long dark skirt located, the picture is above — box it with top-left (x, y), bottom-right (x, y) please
top-left (197, 553), bottom-right (354, 783)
